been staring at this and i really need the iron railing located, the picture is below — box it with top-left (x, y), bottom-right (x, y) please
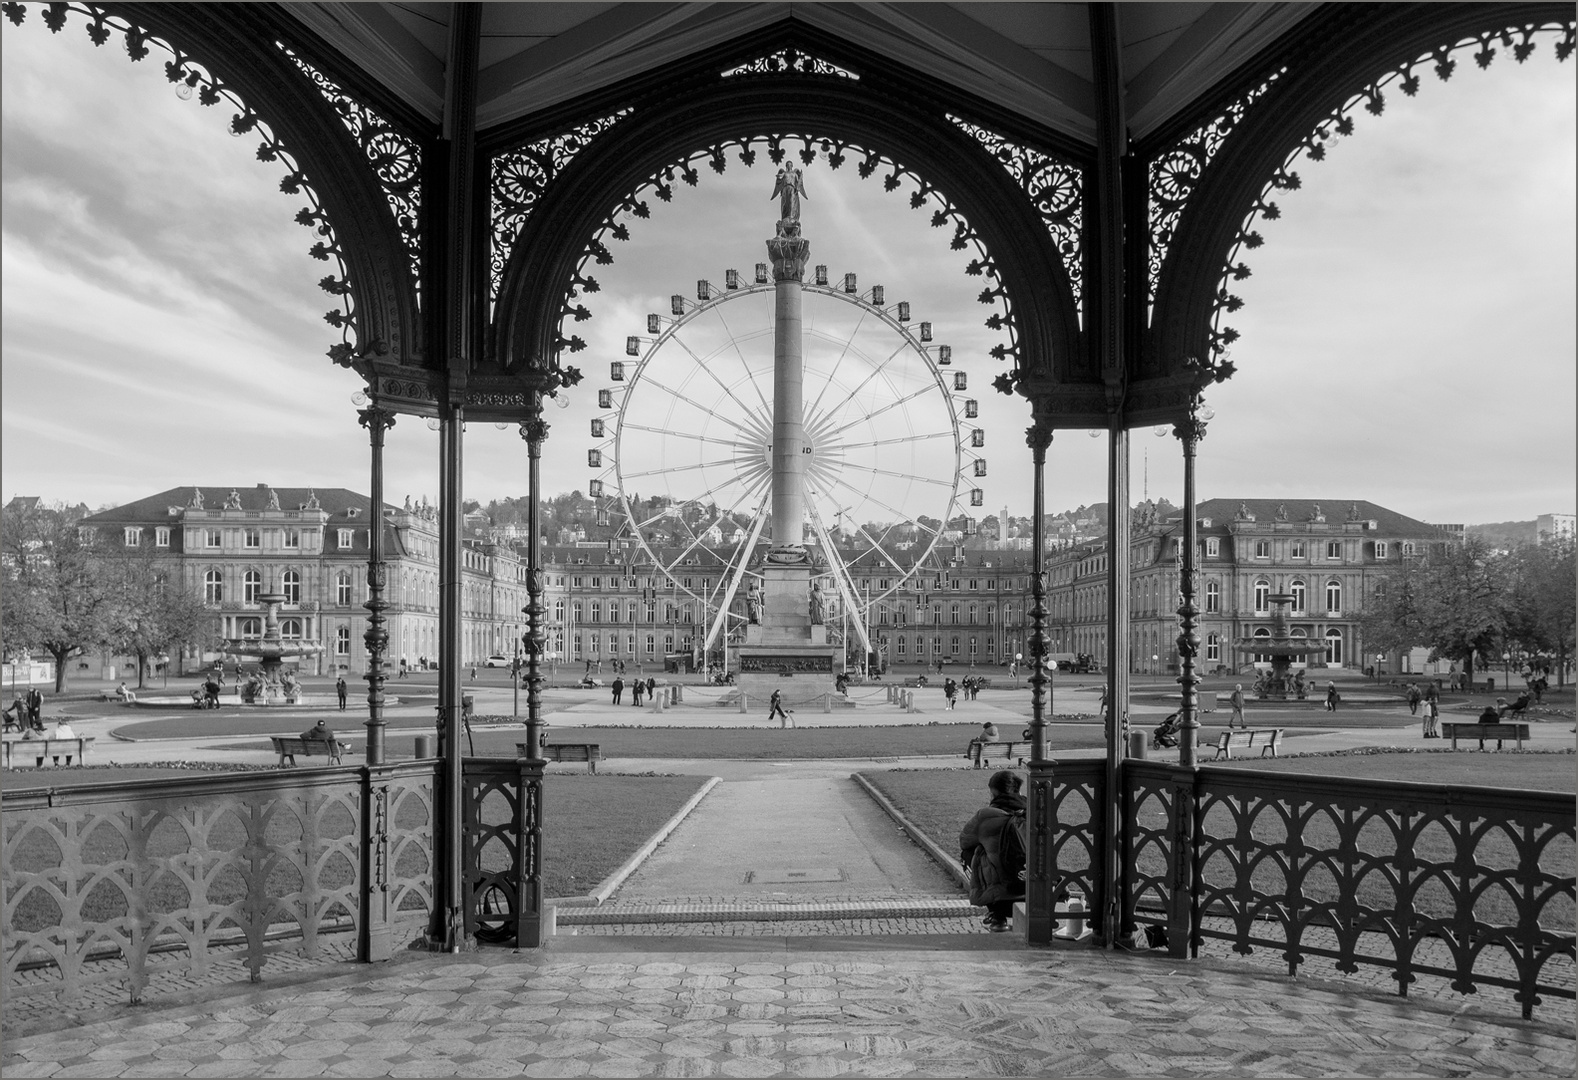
top-left (1119, 761), bottom-right (1575, 1019)
top-left (3, 762), bottom-right (436, 1010)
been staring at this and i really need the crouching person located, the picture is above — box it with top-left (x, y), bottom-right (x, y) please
top-left (958, 770), bottom-right (1027, 933)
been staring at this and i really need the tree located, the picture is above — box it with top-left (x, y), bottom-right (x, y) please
top-left (100, 544), bottom-right (217, 688)
top-left (0, 503), bottom-right (118, 691)
top-left (1364, 536), bottom-right (1509, 690)
top-left (1505, 535), bottom-right (1576, 685)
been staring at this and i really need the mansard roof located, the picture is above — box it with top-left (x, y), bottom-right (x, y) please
top-left (80, 486), bottom-right (390, 524)
top-left (1178, 498), bottom-right (1450, 539)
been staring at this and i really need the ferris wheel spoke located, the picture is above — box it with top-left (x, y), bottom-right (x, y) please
top-left (636, 374), bottom-right (760, 439)
top-left (620, 456), bottom-right (748, 482)
top-left (711, 305), bottom-right (775, 417)
top-left (823, 385), bottom-right (935, 439)
top-left (804, 307), bottom-right (873, 418)
top-left (824, 474), bottom-right (946, 541)
top-left (841, 521), bottom-right (909, 576)
top-left (812, 339), bottom-right (913, 429)
top-left (658, 481), bottom-right (769, 576)
top-left (670, 329), bottom-right (771, 421)
top-left (836, 431), bottom-right (955, 451)
top-left (620, 423), bottom-right (753, 451)
top-left (836, 462), bottom-right (956, 487)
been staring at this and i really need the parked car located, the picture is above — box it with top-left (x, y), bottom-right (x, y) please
top-left (484, 654), bottom-right (509, 668)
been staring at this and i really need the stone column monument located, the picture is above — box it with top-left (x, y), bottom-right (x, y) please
top-left (736, 162), bottom-right (841, 711)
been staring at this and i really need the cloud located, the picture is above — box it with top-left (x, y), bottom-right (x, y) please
top-left (1, 19), bottom-right (1572, 528)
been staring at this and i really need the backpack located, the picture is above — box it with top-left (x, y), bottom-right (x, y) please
top-left (999, 811), bottom-right (1027, 885)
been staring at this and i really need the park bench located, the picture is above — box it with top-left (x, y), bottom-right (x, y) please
top-left (902, 677), bottom-right (930, 688)
top-left (518, 742), bottom-right (603, 772)
top-left (966, 739), bottom-right (1026, 768)
top-left (2, 736), bottom-right (95, 768)
top-left (269, 736), bottom-right (350, 767)
top-left (1440, 721), bottom-right (1531, 751)
top-left (1211, 728), bottom-right (1284, 760)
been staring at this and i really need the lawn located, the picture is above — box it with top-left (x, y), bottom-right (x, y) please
top-left (5, 772), bottom-right (709, 931)
top-left (201, 721), bottom-right (1113, 760)
top-left (861, 751), bottom-right (1576, 927)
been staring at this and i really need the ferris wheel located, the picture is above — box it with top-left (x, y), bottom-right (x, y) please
top-left (586, 266), bottom-right (986, 660)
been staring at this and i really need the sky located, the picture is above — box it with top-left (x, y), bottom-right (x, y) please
top-left (2, 18), bottom-right (1574, 529)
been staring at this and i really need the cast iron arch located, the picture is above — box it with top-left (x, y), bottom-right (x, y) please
top-left (2, 1), bottom-right (428, 374)
top-left (1146, 2), bottom-right (1574, 380)
top-left (491, 76), bottom-right (1083, 404)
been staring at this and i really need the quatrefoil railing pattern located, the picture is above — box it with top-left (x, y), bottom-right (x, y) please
top-left (1042, 760), bottom-right (1106, 930)
top-left (1120, 762), bottom-right (1574, 1020)
top-left (3, 764), bottom-right (435, 1010)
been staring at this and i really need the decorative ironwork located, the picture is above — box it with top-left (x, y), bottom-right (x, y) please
top-left (462, 760), bottom-right (543, 948)
top-left (0, 2), bottom-right (361, 361)
top-left (722, 48), bottom-right (859, 80)
top-left (380, 376), bottom-right (440, 402)
top-left (2, 766), bottom-right (435, 1012)
top-left (1206, 18), bottom-right (1574, 357)
top-left (281, 47), bottom-right (423, 304)
top-left (1191, 768), bottom-right (1575, 1020)
top-left (490, 111), bottom-right (631, 301)
top-left (947, 115), bottom-right (1082, 309)
top-left (556, 133), bottom-right (1020, 376)
top-left (1147, 75), bottom-right (1281, 313)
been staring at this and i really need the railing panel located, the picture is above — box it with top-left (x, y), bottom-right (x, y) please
top-left (3, 762), bottom-right (438, 1017)
top-left (1046, 760), bottom-right (1104, 929)
top-left (1123, 762), bottom-right (1181, 943)
top-left (461, 757), bottom-right (542, 947)
top-left (1188, 768), bottom-right (1575, 1019)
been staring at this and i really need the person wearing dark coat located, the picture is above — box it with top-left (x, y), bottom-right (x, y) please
top-left (611, 677), bottom-right (624, 705)
top-left (958, 770), bottom-right (1027, 932)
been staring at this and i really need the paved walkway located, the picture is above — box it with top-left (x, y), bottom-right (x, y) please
top-left (6, 689), bottom-right (1573, 1076)
top-left (4, 938), bottom-right (1572, 1078)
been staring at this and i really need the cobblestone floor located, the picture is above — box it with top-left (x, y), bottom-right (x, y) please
top-left (3, 942), bottom-right (1572, 1078)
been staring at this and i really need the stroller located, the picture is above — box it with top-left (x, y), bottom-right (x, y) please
top-left (1151, 712), bottom-right (1181, 750)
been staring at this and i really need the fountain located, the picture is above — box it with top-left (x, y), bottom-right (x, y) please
top-left (1232, 592), bottom-right (1327, 701)
top-left (223, 592), bottom-right (325, 705)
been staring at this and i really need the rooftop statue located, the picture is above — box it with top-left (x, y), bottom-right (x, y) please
top-left (224, 489), bottom-right (243, 510)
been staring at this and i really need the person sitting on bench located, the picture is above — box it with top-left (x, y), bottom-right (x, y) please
top-left (301, 718), bottom-right (336, 743)
top-left (1478, 704), bottom-right (1501, 724)
top-left (115, 681), bottom-right (136, 703)
top-left (1499, 692), bottom-right (1531, 719)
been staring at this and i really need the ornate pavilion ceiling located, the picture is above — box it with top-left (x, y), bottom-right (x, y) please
top-left (283, 2), bottom-right (1320, 143)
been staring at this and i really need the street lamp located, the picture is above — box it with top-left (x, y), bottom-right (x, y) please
top-left (1171, 353), bottom-right (1233, 768)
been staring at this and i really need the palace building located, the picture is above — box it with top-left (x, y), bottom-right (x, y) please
top-left (1045, 498), bottom-right (1461, 676)
top-left (79, 485), bottom-right (528, 675)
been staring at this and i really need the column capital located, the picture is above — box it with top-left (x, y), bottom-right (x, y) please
top-left (766, 237), bottom-right (811, 282)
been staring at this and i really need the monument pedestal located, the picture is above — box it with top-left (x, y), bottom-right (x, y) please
top-left (737, 566), bottom-right (839, 708)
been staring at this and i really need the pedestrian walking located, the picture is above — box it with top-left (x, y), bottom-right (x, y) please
top-left (631, 679), bottom-right (643, 706)
top-left (336, 676), bottom-right (348, 711)
top-left (399, 654), bottom-right (408, 679)
top-left (646, 676), bottom-right (656, 701)
top-left (1406, 682), bottom-right (1421, 716)
top-left (944, 677), bottom-right (958, 710)
top-left (768, 688), bottom-right (792, 727)
top-left (612, 677), bottom-right (624, 705)
top-left (1325, 681), bottom-right (1339, 711)
top-left (958, 770), bottom-right (1027, 933)
top-left (1229, 684), bottom-right (1245, 729)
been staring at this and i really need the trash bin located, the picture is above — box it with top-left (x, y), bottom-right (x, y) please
top-left (414, 734), bottom-right (433, 758)
top-left (1487, 678), bottom-right (1494, 692)
top-left (1127, 731), bottom-right (1148, 759)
